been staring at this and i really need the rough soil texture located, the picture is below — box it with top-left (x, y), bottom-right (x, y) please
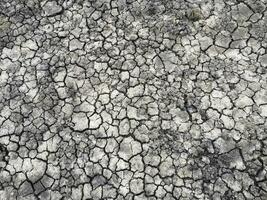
top-left (0, 0), bottom-right (267, 199)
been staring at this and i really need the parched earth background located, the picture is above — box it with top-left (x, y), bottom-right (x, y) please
top-left (0, 0), bottom-right (267, 199)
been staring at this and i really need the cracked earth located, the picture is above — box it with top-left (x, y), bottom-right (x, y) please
top-left (0, 0), bottom-right (267, 199)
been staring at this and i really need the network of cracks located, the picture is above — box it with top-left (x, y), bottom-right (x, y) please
top-left (0, 0), bottom-right (267, 199)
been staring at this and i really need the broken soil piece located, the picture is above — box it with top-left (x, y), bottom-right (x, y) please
top-left (187, 8), bottom-right (203, 22)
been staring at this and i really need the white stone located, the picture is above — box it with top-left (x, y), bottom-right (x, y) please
top-left (236, 95), bottom-right (253, 108)
top-left (214, 138), bottom-right (235, 154)
top-left (118, 137), bottom-right (142, 160)
top-left (119, 118), bottom-right (130, 136)
top-left (105, 138), bottom-right (118, 153)
top-left (130, 178), bottom-right (143, 194)
top-left (98, 94), bottom-right (110, 105)
top-left (259, 54), bottom-right (267, 66)
top-left (220, 115), bottom-right (235, 129)
top-left (89, 113), bottom-right (102, 129)
top-left (127, 85), bottom-right (144, 98)
top-left (116, 159), bottom-right (129, 170)
top-left (0, 71), bottom-right (8, 84)
top-left (72, 112), bottom-right (88, 131)
top-left (211, 95), bottom-right (232, 111)
top-left (260, 105), bottom-right (267, 117)
top-left (130, 155), bottom-right (144, 172)
top-left (204, 128), bottom-right (221, 140)
top-left (27, 159), bottom-right (46, 182)
top-left (90, 147), bottom-right (105, 162)
top-left (144, 154), bottom-right (160, 166)
top-left (2, 46), bottom-right (21, 61)
top-left (254, 90), bottom-right (267, 106)
top-left (69, 39), bottom-right (84, 51)
top-left (22, 40), bottom-right (38, 50)
top-left (147, 102), bottom-right (159, 116)
top-left (21, 48), bottom-right (35, 59)
top-left (120, 71), bottom-right (129, 81)
top-left (159, 157), bottom-right (175, 177)
top-left (127, 105), bottom-right (145, 120)
top-left (78, 101), bottom-right (95, 113)
top-left (43, 1), bottom-right (62, 16)
top-left (199, 36), bottom-right (213, 50)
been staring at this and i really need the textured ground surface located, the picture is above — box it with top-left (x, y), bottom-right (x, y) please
top-left (0, 0), bottom-right (267, 199)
